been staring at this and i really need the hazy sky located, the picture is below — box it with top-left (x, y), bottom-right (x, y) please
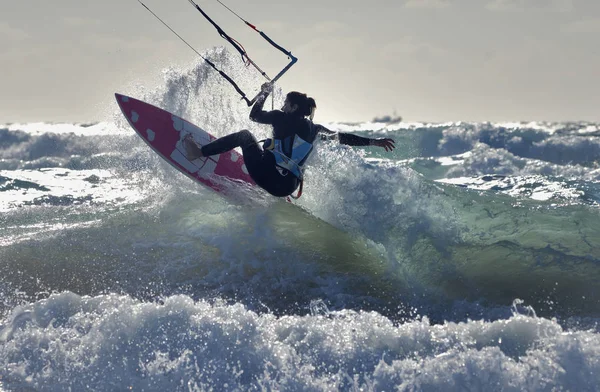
top-left (1, 0), bottom-right (599, 123)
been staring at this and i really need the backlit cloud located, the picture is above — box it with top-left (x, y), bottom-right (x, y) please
top-left (0, 22), bottom-right (28, 42)
top-left (404, 0), bottom-right (451, 9)
top-left (62, 17), bottom-right (103, 28)
top-left (381, 36), bottom-right (448, 57)
top-left (562, 18), bottom-right (600, 33)
top-left (486, 0), bottom-right (574, 12)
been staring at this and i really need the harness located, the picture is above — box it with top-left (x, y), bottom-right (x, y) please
top-left (262, 121), bottom-right (315, 199)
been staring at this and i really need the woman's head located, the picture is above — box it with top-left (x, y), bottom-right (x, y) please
top-left (283, 91), bottom-right (317, 119)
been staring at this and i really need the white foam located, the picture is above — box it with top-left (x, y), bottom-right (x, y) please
top-left (0, 292), bottom-right (598, 391)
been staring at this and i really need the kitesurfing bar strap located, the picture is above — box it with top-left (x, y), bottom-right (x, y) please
top-left (189, 0), bottom-right (245, 59)
top-left (188, 0), bottom-right (270, 81)
top-left (136, 0), bottom-right (253, 106)
top-left (247, 54), bottom-right (298, 106)
top-left (257, 30), bottom-right (299, 83)
top-left (243, 25), bottom-right (299, 106)
top-left (202, 58), bottom-right (252, 106)
top-left (187, 0), bottom-right (299, 106)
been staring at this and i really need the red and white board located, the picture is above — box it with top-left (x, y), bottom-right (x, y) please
top-left (115, 93), bottom-right (255, 193)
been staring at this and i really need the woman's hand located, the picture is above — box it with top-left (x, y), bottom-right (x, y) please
top-left (260, 82), bottom-right (273, 93)
top-left (371, 138), bottom-right (396, 152)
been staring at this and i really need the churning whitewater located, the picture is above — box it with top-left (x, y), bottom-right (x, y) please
top-left (1, 48), bottom-right (600, 391)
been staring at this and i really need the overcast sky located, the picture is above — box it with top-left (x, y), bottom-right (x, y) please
top-left (1, 0), bottom-right (599, 123)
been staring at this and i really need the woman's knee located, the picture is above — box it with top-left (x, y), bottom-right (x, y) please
top-left (237, 129), bottom-right (256, 146)
top-left (238, 129), bottom-right (253, 140)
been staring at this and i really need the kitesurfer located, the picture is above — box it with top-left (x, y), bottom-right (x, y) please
top-left (184, 82), bottom-right (396, 197)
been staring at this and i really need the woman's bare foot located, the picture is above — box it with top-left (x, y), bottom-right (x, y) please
top-left (184, 134), bottom-right (204, 160)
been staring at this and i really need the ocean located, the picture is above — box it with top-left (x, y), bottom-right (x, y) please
top-left (1, 48), bottom-right (600, 391)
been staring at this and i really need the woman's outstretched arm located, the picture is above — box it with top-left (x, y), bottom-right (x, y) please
top-left (316, 125), bottom-right (396, 151)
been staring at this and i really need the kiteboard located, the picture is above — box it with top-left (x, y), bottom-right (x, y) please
top-left (115, 93), bottom-right (255, 193)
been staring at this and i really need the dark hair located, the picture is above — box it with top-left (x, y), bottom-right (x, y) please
top-left (286, 91), bottom-right (317, 118)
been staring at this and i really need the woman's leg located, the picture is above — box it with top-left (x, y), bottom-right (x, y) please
top-left (187, 130), bottom-right (299, 197)
top-left (185, 130), bottom-right (259, 160)
top-left (201, 129), bottom-right (257, 157)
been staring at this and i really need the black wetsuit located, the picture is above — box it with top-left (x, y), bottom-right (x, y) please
top-left (199, 93), bottom-right (373, 197)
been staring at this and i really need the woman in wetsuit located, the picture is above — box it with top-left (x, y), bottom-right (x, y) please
top-left (184, 83), bottom-right (396, 197)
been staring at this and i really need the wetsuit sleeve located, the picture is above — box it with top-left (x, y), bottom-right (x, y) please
top-left (338, 133), bottom-right (372, 146)
top-left (315, 124), bottom-right (372, 146)
top-left (249, 92), bottom-right (280, 124)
